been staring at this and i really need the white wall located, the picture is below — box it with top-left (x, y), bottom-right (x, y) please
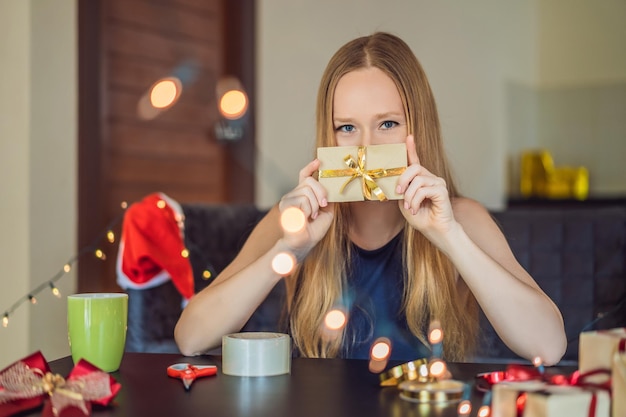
top-left (0, 0), bottom-right (76, 369)
top-left (0, 0), bottom-right (31, 369)
top-left (535, 0), bottom-right (626, 195)
top-left (256, 0), bottom-right (538, 209)
top-left (256, 0), bottom-right (626, 208)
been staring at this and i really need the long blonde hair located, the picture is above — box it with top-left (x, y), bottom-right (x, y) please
top-left (286, 32), bottom-right (478, 360)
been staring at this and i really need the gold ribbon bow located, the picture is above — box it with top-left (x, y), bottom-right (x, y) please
top-left (0, 361), bottom-right (112, 416)
top-left (319, 146), bottom-right (406, 201)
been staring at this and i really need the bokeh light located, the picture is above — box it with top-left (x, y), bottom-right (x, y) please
top-left (219, 89), bottom-right (248, 120)
top-left (324, 309), bottom-right (347, 331)
top-left (271, 252), bottom-right (296, 275)
top-left (368, 337), bottom-right (391, 374)
top-left (429, 359), bottom-right (446, 378)
top-left (138, 77), bottom-right (182, 120)
top-left (457, 400), bottom-right (472, 416)
top-left (370, 338), bottom-right (391, 360)
top-left (428, 320), bottom-right (443, 344)
top-left (478, 405), bottom-right (491, 417)
top-left (280, 207), bottom-right (306, 233)
top-left (150, 79), bottom-right (180, 109)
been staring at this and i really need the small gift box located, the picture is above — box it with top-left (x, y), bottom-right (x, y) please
top-left (492, 380), bottom-right (547, 417)
top-left (579, 328), bottom-right (626, 374)
top-left (579, 327), bottom-right (626, 416)
top-left (523, 386), bottom-right (610, 417)
top-left (612, 348), bottom-right (626, 417)
top-left (317, 143), bottom-right (407, 202)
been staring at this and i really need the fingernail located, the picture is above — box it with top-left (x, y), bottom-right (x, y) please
top-left (404, 202), bottom-right (409, 210)
top-left (312, 211), bottom-right (318, 220)
top-left (396, 185), bottom-right (402, 193)
top-left (321, 198), bottom-right (328, 207)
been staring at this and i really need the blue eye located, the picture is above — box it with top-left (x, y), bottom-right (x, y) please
top-left (381, 121), bottom-right (398, 129)
top-left (337, 124), bottom-right (355, 133)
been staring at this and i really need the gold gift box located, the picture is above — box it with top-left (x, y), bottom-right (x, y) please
top-left (317, 144), bottom-right (407, 202)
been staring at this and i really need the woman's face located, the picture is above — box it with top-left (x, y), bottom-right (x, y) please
top-left (332, 67), bottom-right (408, 147)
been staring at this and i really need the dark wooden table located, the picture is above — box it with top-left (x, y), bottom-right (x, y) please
top-left (22, 353), bottom-right (576, 417)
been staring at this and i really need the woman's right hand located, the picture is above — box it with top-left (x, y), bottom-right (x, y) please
top-left (278, 159), bottom-right (334, 260)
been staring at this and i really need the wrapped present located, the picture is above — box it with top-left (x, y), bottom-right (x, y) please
top-left (0, 351), bottom-right (120, 417)
top-left (317, 144), bottom-right (407, 202)
top-left (492, 380), bottom-right (547, 417)
top-left (579, 328), bottom-right (626, 374)
top-left (612, 348), bottom-right (626, 417)
top-left (524, 386), bottom-right (610, 417)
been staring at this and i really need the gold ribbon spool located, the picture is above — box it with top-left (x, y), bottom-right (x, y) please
top-left (319, 146), bottom-right (406, 201)
top-left (398, 379), bottom-right (465, 404)
top-left (379, 358), bottom-right (429, 387)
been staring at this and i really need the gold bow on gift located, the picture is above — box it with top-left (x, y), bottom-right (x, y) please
top-left (0, 360), bottom-right (114, 417)
top-left (319, 146), bottom-right (406, 201)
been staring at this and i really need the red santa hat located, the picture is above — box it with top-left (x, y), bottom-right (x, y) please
top-left (116, 192), bottom-right (194, 301)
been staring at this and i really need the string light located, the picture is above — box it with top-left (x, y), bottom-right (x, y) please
top-left (368, 337), bottom-right (392, 374)
top-left (202, 270), bottom-right (212, 280)
top-left (1, 204), bottom-right (126, 331)
top-left (428, 359), bottom-right (447, 378)
top-left (533, 356), bottom-right (545, 375)
top-left (429, 319), bottom-right (444, 358)
top-left (457, 400), bottom-right (471, 416)
top-left (479, 389), bottom-right (493, 417)
top-left (181, 249), bottom-right (190, 258)
top-left (49, 282), bottom-right (61, 298)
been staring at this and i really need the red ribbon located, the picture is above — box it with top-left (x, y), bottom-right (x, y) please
top-left (0, 351), bottom-right (120, 417)
top-left (477, 364), bottom-right (611, 417)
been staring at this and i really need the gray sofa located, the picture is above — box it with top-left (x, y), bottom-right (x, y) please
top-left (123, 203), bottom-right (626, 364)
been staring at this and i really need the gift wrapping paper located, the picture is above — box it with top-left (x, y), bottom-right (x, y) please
top-left (492, 380), bottom-right (548, 417)
top-left (523, 385), bottom-right (610, 417)
top-left (613, 350), bottom-right (626, 417)
top-left (317, 143), bottom-right (407, 202)
top-left (579, 328), bottom-right (626, 374)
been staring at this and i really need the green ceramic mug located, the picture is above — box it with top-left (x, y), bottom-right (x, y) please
top-left (67, 293), bottom-right (128, 372)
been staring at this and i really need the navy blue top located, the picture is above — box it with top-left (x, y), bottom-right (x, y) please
top-left (340, 232), bottom-right (430, 361)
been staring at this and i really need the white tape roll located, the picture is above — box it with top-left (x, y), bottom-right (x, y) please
top-left (222, 332), bottom-right (291, 376)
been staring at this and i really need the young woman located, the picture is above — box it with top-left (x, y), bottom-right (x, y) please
top-left (175, 32), bottom-right (566, 364)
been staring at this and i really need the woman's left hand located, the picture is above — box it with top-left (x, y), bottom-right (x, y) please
top-left (396, 135), bottom-right (458, 243)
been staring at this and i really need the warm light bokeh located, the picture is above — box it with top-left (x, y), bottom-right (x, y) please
top-left (428, 320), bottom-right (443, 344)
top-left (478, 405), bottom-right (491, 417)
top-left (219, 89), bottom-right (248, 120)
top-left (280, 207), bottom-right (306, 233)
top-left (458, 400), bottom-right (472, 416)
top-left (370, 338), bottom-right (391, 360)
top-left (150, 79), bottom-right (179, 109)
top-left (271, 252), bottom-right (296, 275)
top-left (324, 309), bottom-right (347, 330)
top-left (429, 359), bottom-right (446, 378)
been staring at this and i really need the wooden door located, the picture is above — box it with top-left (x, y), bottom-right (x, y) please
top-left (78, 0), bottom-right (255, 292)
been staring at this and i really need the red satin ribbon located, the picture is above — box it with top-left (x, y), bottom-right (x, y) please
top-left (0, 351), bottom-right (121, 417)
top-left (477, 364), bottom-right (611, 417)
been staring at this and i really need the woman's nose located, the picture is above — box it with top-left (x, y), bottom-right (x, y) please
top-left (361, 130), bottom-right (372, 146)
